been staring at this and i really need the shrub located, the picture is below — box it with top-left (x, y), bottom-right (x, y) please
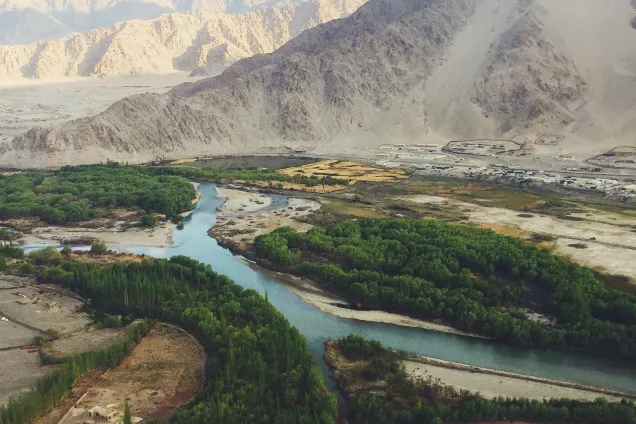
top-left (29, 247), bottom-right (62, 266)
top-left (140, 214), bottom-right (158, 228)
top-left (19, 262), bottom-right (35, 275)
top-left (90, 241), bottom-right (108, 254)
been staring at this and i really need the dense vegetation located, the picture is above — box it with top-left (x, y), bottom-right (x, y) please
top-left (333, 335), bottom-right (636, 424)
top-left (255, 219), bottom-right (636, 358)
top-left (0, 320), bottom-right (152, 424)
top-left (0, 162), bottom-right (344, 226)
top-left (16, 253), bottom-right (336, 423)
top-left (141, 165), bottom-right (348, 188)
top-left (0, 163), bottom-right (195, 224)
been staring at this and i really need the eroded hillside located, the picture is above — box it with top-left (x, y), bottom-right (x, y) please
top-left (2, 0), bottom-right (636, 167)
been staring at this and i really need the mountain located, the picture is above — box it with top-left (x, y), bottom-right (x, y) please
top-left (0, 0), bottom-right (300, 45)
top-left (0, 0), bottom-right (365, 79)
top-left (3, 0), bottom-right (636, 168)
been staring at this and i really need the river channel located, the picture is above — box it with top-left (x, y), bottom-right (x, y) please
top-left (49, 183), bottom-right (636, 394)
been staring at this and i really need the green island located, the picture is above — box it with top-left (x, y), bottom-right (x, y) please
top-left (0, 249), bottom-right (336, 424)
top-left (328, 335), bottom-right (636, 424)
top-left (255, 219), bottom-right (636, 358)
top-left (0, 164), bottom-right (195, 224)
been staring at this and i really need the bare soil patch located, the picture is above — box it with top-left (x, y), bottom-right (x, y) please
top-left (33, 370), bottom-right (106, 424)
top-left (58, 323), bottom-right (205, 423)
top-left (215, 187), bottom-right (273, 216)
top-left (43, 328), bottom-right (126, 361)
top-left (0, 318), bottom-right (40, 349)
top-left (0, 285), bottom-right (90, 335)
top-left (20, 219), bottom-right (177, 248)
top-left (0, 347), bottom-right (53, 405)
top-left (212, 191), bottom-right (321, 246)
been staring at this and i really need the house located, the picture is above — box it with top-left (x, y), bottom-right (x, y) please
top-left (88, 406), bottom-right (121, 422)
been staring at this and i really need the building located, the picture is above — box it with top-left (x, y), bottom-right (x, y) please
top-left (88, 406), bottom-right (121, 422)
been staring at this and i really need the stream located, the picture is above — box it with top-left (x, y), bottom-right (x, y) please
top-left (27, 183), bottom-right (636, 394)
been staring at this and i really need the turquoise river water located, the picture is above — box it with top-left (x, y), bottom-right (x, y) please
top-left (31, 183), bottom-right (636, 394)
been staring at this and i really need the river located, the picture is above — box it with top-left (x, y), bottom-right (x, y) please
top-left (36, 183), bottom-right (636, 394)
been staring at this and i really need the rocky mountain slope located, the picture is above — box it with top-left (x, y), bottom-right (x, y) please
top-left (3, 0), bottom-right (636, 167)
top-left (0, 0), bottom-right (364, 79)
top-left (0, 0), bottom-right (300, 45)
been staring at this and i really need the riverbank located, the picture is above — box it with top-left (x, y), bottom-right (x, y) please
top-left (263, 265), bottom-right (482, 338)
top-left (105, 182), bottom-right (636, 396)
top-left (324, 338), bottom-right (636, 424)
top-left (405, 356), bottom-right (634, 401)
top-left (16, 183), bottom-right (202, 249)
top-left (20, 221), bottom-right (177, 247)
top-left (214, 186), bottom-right (273, 215)
top-left (211, 186), bottom-right (320, 246)
top-left (209, 187), bottom-right (483, 338)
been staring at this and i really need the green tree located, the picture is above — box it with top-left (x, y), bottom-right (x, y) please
top-left (123, 399), bottom-right (133, 424)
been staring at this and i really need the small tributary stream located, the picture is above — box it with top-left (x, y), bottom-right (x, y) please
top-left (26, 184), bottom-right (636, 394)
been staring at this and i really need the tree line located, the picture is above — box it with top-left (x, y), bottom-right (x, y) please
top-left (139, 165), bottom-right (348, 188)
top-left (255, 219), bottom-right (636, 358)
top-left (0, 320), bottom-right (152, 424)
top-left (335, 335), bottom-right (636, 424)
top-left (0, 163), bottom-right (195, 225)
top-left (13, 253), bottom-right (336, 424)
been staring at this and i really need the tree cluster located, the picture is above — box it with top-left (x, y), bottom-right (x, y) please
top-left (18, 253), bottom-right (337, 424)
top-left (0, 163), bottom-right (195, 224)
top-left (255, 219), bottom-right (636, 358)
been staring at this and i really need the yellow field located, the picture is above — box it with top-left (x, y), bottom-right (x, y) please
top-left (169, 158), bottom-right (197, 165)
top-left (279, 159), bottom-right (408, 190)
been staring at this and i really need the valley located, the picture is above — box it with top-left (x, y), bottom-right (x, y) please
top-left (2, 166), bottom-right (636, 424)
top-left (0, 73), bottom-right (198, 149)
top-left (1, 0), bottom-right (636, 422)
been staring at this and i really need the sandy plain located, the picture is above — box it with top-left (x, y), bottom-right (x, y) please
top-left (404, 357), bottom-right (630, 402)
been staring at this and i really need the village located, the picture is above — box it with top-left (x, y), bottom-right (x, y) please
top-left (370, 141), bottom-right (636, 202)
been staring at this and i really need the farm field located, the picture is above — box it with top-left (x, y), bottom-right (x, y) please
top-left (278, 159), bottom-right (408, 191)
top-left (42, 328), bottom-right (126, 362)
top-left (52, 323), bottom-right (205, 424)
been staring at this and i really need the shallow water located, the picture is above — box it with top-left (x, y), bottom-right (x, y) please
top-left (29, 183), bottom-right (636, 394)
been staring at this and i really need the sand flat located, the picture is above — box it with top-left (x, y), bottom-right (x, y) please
top-left (404, 359), bottom-right (628, 401)
top-left (215, 187), bottom-right (273, 216)
top-left (21, 220), bottom-right (176, 248)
